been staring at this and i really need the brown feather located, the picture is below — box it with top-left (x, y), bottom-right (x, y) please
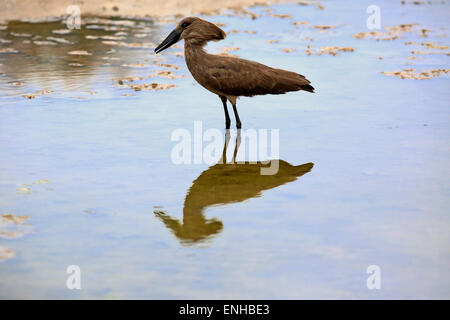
top-left (161, 17), bottom-right (315, 101)
top-left (206, 55), bottom-right (314, 96)
top-left (185, 48), bottom-right (314, 99)
top-left (167, 17), bottom-right (316, 100)
top-left (155, 17), bottom-right (315, 128)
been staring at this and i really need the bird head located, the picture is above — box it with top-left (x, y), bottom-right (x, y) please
top-left (155, 17), bottom-right (226, 53)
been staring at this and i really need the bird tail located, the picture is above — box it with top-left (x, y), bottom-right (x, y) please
top-left (269, 68), bottom-right (315, 94)
top-left (301, 84), bottom-right (315, 93)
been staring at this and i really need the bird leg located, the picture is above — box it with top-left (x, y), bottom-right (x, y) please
top-left (220, 96), bottom-right (231, 129)
top-left (232, 103), bottom-right (242, 129)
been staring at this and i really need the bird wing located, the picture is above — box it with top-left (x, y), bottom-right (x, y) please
top-left (204, 55), bottom-right (314, 97)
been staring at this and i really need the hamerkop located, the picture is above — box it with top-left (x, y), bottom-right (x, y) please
top-left (154, 17), bottom-right (314, 129)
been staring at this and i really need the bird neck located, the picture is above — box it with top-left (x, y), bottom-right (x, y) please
top-left (184, 41), bottom-right (207, 57)
top-left (184, 41), bottom-right (208, 70)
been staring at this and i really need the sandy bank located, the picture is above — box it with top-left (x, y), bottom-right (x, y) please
top-left (0, 0), bottom-right (298, 23)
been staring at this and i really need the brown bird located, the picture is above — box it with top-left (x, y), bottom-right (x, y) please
top-left (155, 17), bottom-right (314, 129)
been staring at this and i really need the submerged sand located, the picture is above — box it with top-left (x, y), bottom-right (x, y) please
top-left (0, 0), bottom-right (299, 22)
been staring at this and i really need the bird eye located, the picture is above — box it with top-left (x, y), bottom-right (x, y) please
top-left (181, 22), bottom-right (190, 28)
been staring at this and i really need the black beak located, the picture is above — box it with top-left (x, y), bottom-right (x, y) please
top-left (154, 29), bottom-right (181, 54)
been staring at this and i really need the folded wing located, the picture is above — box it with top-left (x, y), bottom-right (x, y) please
top-left (206, 56), bottom-right (314, 97)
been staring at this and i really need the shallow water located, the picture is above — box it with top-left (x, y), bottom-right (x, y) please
top-left (0, 0), bottom-right (449, 299)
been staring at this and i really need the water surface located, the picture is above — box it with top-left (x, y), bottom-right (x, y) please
top-left (0, 0), bottom-right (449, 299)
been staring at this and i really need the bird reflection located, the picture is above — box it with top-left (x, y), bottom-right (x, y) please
top-left (155, 130), bottom-right (314, 245)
